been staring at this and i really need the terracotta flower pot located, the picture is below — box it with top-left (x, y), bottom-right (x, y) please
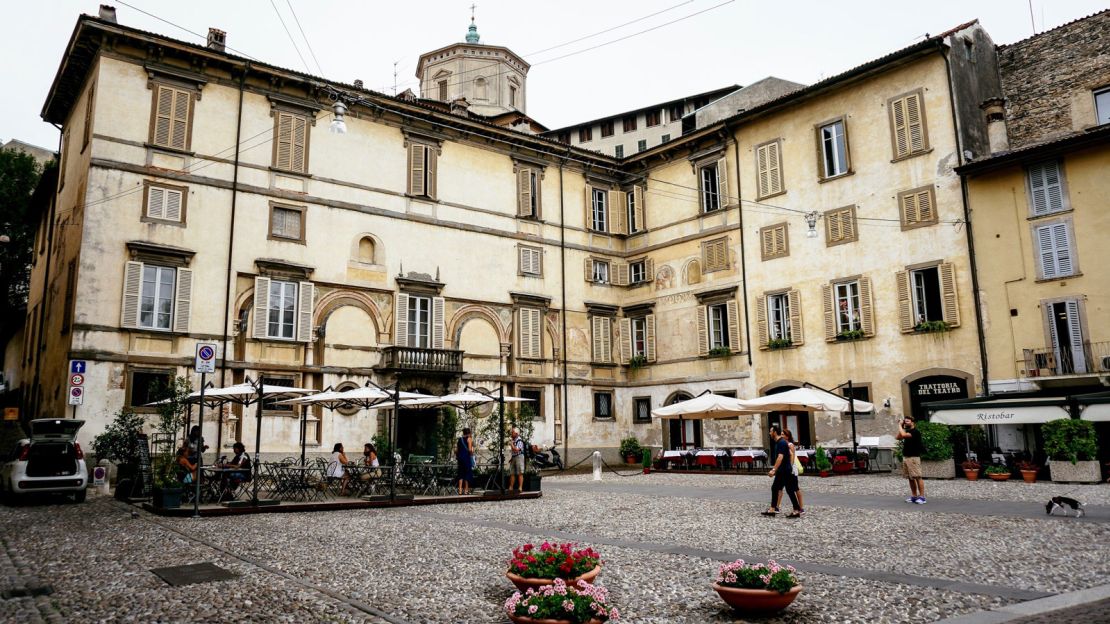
top-left (625, 455), bottom-right (639, 464)
top-left (506, 565), bottom-right (601, 593)
top-left (712, 583), bottom-right (803, 614)
top-left (987, 473), bottom-right (1011, 481)
top-left (964, 469), bottom-right (979, 481)
top-left (1020, 470), bottom-right (1037, 483)
top-left (507, 615), bottom-right (603, 624)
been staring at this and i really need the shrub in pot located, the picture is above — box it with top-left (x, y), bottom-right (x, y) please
top-left (813, 446), bottom-right (832, 477)
top-left (1016, 459), bottom-right (1039, 483)
top-left (984, 464), bottom-right (1011, 481)
top-left (961, 460), bottom-right (981, 481)
top-left (1043, 419), bottom-right (1100, 483)
top-left (907, 421), bottom-right (955, 479)
top-left (618, 437), bottom-right (643, 464)
top-left (91, 409), bottom-right (146, 486)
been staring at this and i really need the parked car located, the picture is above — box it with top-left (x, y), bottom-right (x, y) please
top-left (1, 419), bottom-right (88, 503)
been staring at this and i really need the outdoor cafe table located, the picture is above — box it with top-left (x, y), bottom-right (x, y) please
top-left (200, 467), bottom-right (248, 502)
top-left (660, 450), bottom-right (690, 468)
top-left (272, 465), bottom-right (323, 501)
top-left (694, 449), bottom-right (728, 468)
top-left (731, 449), bottom-right (767, 468)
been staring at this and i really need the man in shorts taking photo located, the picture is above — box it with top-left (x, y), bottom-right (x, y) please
top-left (896, 416), bottom-right (926, 504)
top-left (508, 428), bottom-right (525, 493)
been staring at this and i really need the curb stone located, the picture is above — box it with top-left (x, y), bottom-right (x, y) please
top-left (932, 583), bottom-right (1110, 623)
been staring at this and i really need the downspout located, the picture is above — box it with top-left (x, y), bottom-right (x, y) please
top-left (219, 62), bottom-right (249, 387)
top-left (939, 42), bottom-right (989, 395)
top-left (29, 123), bottom-right (64, 418)
top-left (558, 158), bottom-right (569, 462)
top-left (725, 121), bottom-right (752, 367)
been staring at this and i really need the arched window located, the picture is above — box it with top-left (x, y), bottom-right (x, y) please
top-left (475, 77), bottom-right (488, 101)
top-left (358, 237), bottom-right (375, 263)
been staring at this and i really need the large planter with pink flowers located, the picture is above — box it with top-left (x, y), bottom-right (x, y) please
top-left (712, 559), bottom-right (802, 614)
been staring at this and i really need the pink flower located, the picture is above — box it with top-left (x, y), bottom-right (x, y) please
top-left (563, 600), bottom-right (575, 612)
top-left (528, 605), bottom-right (538, 614)
top-left (609, 607), bottom-right (621, 620)
top-left (523, 543), bottom-right (533, 552)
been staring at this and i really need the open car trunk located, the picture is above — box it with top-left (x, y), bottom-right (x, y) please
top-left (27, 442), bottom-right (79, 477)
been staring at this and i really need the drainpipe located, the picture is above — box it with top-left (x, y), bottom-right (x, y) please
top-left (219, 62), bottom-right (249, 387)
top-left (558, 158), bottom-right (569, 462)
top-left (725, 121), bottom-right (752, 368)
top-left (28, 123), bottom-right (64, 419)
top-left (939, 42), bottom-right (989, 395)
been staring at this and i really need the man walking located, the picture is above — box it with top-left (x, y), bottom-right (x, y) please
top-left (508, 428), bottom-right (525, 493)
top-left (762, 424), bottom-right (800, 516)
top-left (897, 416), bottom-right (926, 504)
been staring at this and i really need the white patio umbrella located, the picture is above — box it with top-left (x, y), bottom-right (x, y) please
top-left (651, 392), bottom-right (753, 419)
top-left (735, 387), bottom-right (874, 413)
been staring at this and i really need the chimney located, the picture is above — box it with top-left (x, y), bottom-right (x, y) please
top-left (980, 97), bottom-right (1009, 154)
top-left (207, 28), bottom-right (226, 52)
top-left (450, 96), bottom-right (471, 117)
top-left (98, 5), bottom-right (117, 23)
top-left (353, 79), bottom-right (364, 90)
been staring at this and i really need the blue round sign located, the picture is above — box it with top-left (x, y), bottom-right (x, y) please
top-left (198, 346), bottom-right (215, 360)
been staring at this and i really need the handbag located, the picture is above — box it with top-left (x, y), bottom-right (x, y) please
top-left (792, 454), bottom-right (804, 475)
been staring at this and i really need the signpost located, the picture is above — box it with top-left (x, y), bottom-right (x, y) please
top-left (68, 360), bottom-right (86, 416)
top-left (192, 343), bottom-right (217, 517)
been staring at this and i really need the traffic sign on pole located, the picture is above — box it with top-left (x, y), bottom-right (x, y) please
top-left (70, 360), bottom-right (86, 374)
top-left (195, 343), bottom-right (217, 374)
top-left (68, 387), bottom-right (84, 405)
top-left (70, 373), bottom-right (85, 386)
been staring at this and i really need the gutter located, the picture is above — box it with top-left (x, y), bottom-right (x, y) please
top-left (725, 121), bottom-right (752, 367)
top-left (558, 157), bottom-right (569, 461)
top-left (219, 62), bottom-right (249, 386)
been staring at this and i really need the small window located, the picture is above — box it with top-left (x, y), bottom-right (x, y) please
top-left (519, 387), bottom-right (543, 420)
top-left (626, 187), bottom-right (643, 234)
top-left (556, 132), bottom-right (570, 144)
top-left (707, 303), bottom-right (730, 350)
top-left (438, 80), bottom-right (448, 102)
top-left (888, 89), bottom-right (929, 159)
top-left (1095, 87), bottom-right (1110, 125)
top-left (593, 391), bottom-right (614, 420)
top-left (140, 265), bottom-right (176, 330)
top-left (899, 187), bottom-right (937, 229)
top-left (834, 281), bottom-right (862, 333)
top-left (149, 83), bottom-right (193, 151)
top-left (1026, 161), bottom-right (1067, 217)
top-left (82, 81), bottom-right (95, 151)
top-left (702, 237), bottom-right (729, 272)
top-left (755, 140), bottom-right (784, 198)
top-left (357, 237), bottom-right (376, 263)
top-left (767, 293), bottom-right (791, 342)
top-left (334, 381), bottom-right (361, 416)
top-left (407, 142), bottom-right (438, 198)
top-left (897, 263), bottom-right (959, 331)
top-left (509, 85), bottom-right (518, 108)
top-left (633, 397), bottom-right (652, 423)
top-left (128, 369), bottom-right (174, 411)
top-left (590, 188), bottom-right (608, 232)
top-left (273, 112), bottom-right (310, 174)
top-left (669, 105), bottom-right (684, 122)
top-left (909, 266), bottom-right (943, 325)
top-left (269, 205), bottom-right (305, 242)
top-left (600, 120), bottom-right (614, 138)
top-left (578, 127), bottom-right (593, 143)
top-left (824, 206), bottom-right (858, 246)
top-left (143, 182), bottom-right (187, 224)
top-left (519, 245), bottom-right (543, 276)
top-left (591, 259), bottom-right (610, 284)
top-left (475, 77), bottom-right (488, 101)
top-left (630, 317), bottom-right (647, 357)
top-left (518, 308), bottom-right (542, 359)
top-left (629, 260), bottom-right (646, 284)
top-left (646, 110), bottom-right (661, 127)
top-left (267, 280), bottom-right (298, 339)
top-left (622, 115), bottom-right (637, 133)
top-left (614, 145), bottom-right (624, 158)
top-left (700, 162), bottom-right (721, 212)
top-left (1034, 220), bottom-right (1077, 279)
top-left (261, 375), bottom-right (296, 412)
top-left (818, 119), bottom-right (849, 178)
top-left (637, 139), bottom-right (647, 153)
top-left (760, 223), bottom-right (788, 260)
top-left (517, 167), bottom-right (541, 218)
top-left (406, 295), bottom-right (432, 348)
top-left (591, 317), bottom-right (612, 363)
top-left (840, 385), bottom-right (871, 417)
top-left (660, 134), bottom-right (671, 143)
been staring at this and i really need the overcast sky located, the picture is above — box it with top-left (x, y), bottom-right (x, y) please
top-left (3, 0), bottom-right (1107, 149)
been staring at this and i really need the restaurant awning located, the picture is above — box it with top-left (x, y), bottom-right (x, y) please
top-left (924, 396), bottom-right (1071, 425)
top-left (1075, 391), bottom-right (1110, 422)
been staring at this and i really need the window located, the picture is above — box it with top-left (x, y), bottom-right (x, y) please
top-left (267, 280), bottom-right (298, 339)
top-left (699, 158), bottom-right (728, 212)
top-left (273, 112), bottom-right (309, 173)
top-left (556, 132), bottom-right (570, 144)
top-left (251, 276), bottom-right (314, 342)
top-left (593, 391), bottom-right (614, 420)
top-left (702, 237), bottom-right (729, 272)
top-left (600, 120), bottom-right (614, 138)
top-left (622, 115), bottom-right (637, 132)
top-left (407, 142), bottom-right (438, 198)
top-left (637, 139), bottom-right (647, 153)
top-left (261, 375), bottom-right (295, 413)
top-left (834, 281), bottom-right (861, 333)
top-left (438, 80), bottom-right (448, 101)
top-left (578, 127), bottom-right (593, 143)
top-left (475, 77), bottom-right (488, 101)
top-left (1096, 87), bottom-right (1110, 125)
top-left (62, 260), bottom-right (76, 334)
top-left (269, 205), bottom-right (305, 242)
top-left (1026, 161), bottom-right (1067, 217)
top-left (756, 289), bottom-right (803, 348)
top-left (896, 263), bottom-right (960, 331)
top-left (822, 277), bottom-right (873, 340)
top-left (59, 131), bottom-right (69, 188)
top-left (661, 134), bottom-right (670, 143)
top-left (1044, 299), bottom-right (1088, 374)
top-left (82, 81), bottom-right (95, 151)
top-left (669, 104), bottom-right (684, 122)
top-left (143, 182), bottom-right (187, 224)
top-left (630, 317), bottom-right (647, 357)
top-left (888, 89), bottom-right (929, 159)
top-left (127, 369), bottom-right (173, 411)
top-left (626, 186), bottom-right (644, 233)
top-left (394, 293), bottom-right (443, 349)
top-left (824, 206), bottom-right (858, 246)
top-left (509, 85), bottom-right (518, 108)
top-left (519, 245), bottom-right (542, 277)
top-left (646, 110), bottom-right (661, 127)
top-left (407, 295), bottom-right (432, 348)
top-left (149, 83), bottom-right (194, 151)
top-left (1034, 220), bottom-right (1077, 280)
top-left (899, 186), bottom-right (937, 229)
top-left (614, 145), bottom-right (624, 158)
top-left (357, 237), bottom-right (376, 263)
top-left (122, 261), bottom-right (192, 333)
top-left (760, 223), bottom-right (788, 260)
top-left (587, 258), bottom-right (610, 284)
top-left (619, 314), bottom-right (657, 363)
top-left (755, 140), bottom-right (783, 198)
top-left (519, 387), bottom-right (543, 420)
top-left (590, 188), bottom-right (608, 232)
top-left (518, 308), bottom-right (542, 359)
top-left (629, 260), bottom-right (646, 284)
top-left (707, 303), bottom-right (730, 350)
top-left (818, 118), bottom-right (849, 178)
top-left (591, 316), bottom-right (612, 363)
top-left (696, 298), bottom-right (742, 354)
top-left (517, 167), bottom-right (541, 217)
top-left (840, 385), bottom-right (872, 417)
top-left (633, 397), bottom-right (652, 423)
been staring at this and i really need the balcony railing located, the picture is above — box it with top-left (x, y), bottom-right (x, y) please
top-left (1023, 341), bottom-right (1110, 378)
top-left (376, 346), bottom-right (464, 374)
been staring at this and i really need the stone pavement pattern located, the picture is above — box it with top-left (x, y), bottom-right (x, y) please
top-left (0, 472), bottom-right (1106, 623)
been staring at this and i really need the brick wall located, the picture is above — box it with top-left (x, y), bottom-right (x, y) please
top-left (998, 9), bottom-right (1110, 149)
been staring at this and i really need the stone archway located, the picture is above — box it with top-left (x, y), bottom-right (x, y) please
top-left (900, 367), bottom-right (974, 421)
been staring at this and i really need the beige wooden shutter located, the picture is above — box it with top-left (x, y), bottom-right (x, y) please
top-left (605, 189), bottom-right (617, 234)
top-left (408, 144), bottom-right (425, 196)
top-left (432, 296), bottom-right (445, 349)
top-left (774, 226), bottom-right (786, 255)
top-left (530, 309), bottom-right (542, 358)
top-left (165, 188), bottom-right (183, 222)
top-left (584, 185), bottom-right (592, 230)
top-left (583, 258), bottom-right (593, 282)
top-left (633, 185), bottom-right (645, 232)
top-left (859, 277), bottom-right (874, 336)
top-left (696, 305), bottom-right (709, 356)
top-left (917, 190), bottom-right (934, 223)
top-left (891, 97), bottom-right (909, 158)
top-left (645, 314), bottom-right (657, 362)
top-left (173, 268), bottom-right (193, 333)
top-left (788, 289), bottom-right (803, 345)
top-left (822, 283), bottom-right (835, 341)
top-left (761, 229), bottom-right (774, 258)
top-left (171, 89), bottom-right (190, 150)
top-left (844, 209), bottom-right (856, 241)
top-left (756, 143), bottom-right (770, 197)
top-left (767, 142), bottom-right (782, 195)
top-left (121, 261), bottom-right (143, 329)
top-left (291, 115), bottom-right (307, 173)
top-left (612, 191), bottom-right (628, 235)
top-left (827, 212), bottom-right (842, 241)
top-left (602, 318), bottom-right (612, 362)
top-left (727, 299), bottom-right (741, 352)
top-left (517, 168), bottom-right (532, 216)
top-left (275, 113), bottom-right (293, 170)
top-left (896, 270), bottom-right (914, 333)
top-left (614, 263), bottom-right (629, 287)
top-left (394, 293), bottom-right (409, 346)
top-left (296, 282), bottom-right (315, 342)
top-left (147, 186), bottom-right (165, 220)
top-left (153, 85), bottom-right (173, 147)
top-left (253, 276), bottom-right (271, 339)
top-left (619, 318), bottom-right (632, 364)
top-left (83, 81), bottom-right (95, 149)
top-left (756, 295), bottom-right (768, 348)
top-left (716, 157), bottom-right (729, 206)
top-left (517, 309), bottom-right (529, 357)
top-left (644, 258), bottom-right (655, 280)
top-left (901, 192), bottom-right (918, 225)
top-left (906, 93), bottom-right (925, 153)
top-left (591, 316), bottom-right (603, 362)
top-left (939, 263), bottom-right (960, 327)
top-left (426, 146), bottom-right (438, 199)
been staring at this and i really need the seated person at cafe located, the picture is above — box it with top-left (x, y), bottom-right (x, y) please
top-left (221, 442), bottom-right (252, 480)
top-left (176, 444), bottom-right (197, 484)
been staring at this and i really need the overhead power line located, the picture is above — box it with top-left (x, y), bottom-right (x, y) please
top-left (114, 0), bottom-right (259, 60)
top-left (270, 0), bottom-right (311, 73)
top-left (286, 0), bottom-right (325, 75)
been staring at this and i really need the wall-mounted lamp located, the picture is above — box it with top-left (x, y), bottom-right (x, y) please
top-left (883, 398), bottom-right (892, 408)
top-left (330, 100), bottom-right (348, 134)
top-left (804, 211), bottom-right (819, 238)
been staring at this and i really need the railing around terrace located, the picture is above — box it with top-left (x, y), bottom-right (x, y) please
top-left (1022, 341), bottom-right (1110, 378)
top-left (376, 346), bottom-right (464, 374)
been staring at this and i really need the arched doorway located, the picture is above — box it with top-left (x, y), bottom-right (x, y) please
top-left (763, 383), bottom-right (812, 447)
top-left (664, 392), bottom-right (701, 450)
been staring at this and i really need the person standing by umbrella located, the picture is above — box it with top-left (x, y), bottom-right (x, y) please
top-left (456, 428), bottom-right (475, 495)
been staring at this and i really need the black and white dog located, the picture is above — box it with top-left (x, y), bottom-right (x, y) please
top-left (1045, 496), bottom-right (1085, 517)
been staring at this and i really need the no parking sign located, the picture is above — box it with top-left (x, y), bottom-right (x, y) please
top-left (195, 343), bottom-right (217, 374)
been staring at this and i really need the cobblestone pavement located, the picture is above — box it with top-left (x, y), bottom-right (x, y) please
top-left (1005, 598), bottom-right (1110, 623)
top-left (0, 473), bottom-right (1106, 623)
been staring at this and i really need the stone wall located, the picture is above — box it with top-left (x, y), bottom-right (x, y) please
top-left (999, 9), bottom-right (1110, 149)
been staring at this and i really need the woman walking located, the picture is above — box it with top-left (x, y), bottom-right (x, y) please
top-left (783, 429), bottom-right (805, 517)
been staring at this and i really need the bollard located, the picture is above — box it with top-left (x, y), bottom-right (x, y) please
top-left (592, 451), bottom-right (602, 481)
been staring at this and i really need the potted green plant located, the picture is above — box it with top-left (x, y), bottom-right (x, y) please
top-left (711, 559), bottom-right (802, 614)
top-left (641, 448), bottom-right (652, 474)
top-left (835, 329), bottom-right (866, 341)
top-left (1016, 459), bottom-right (1039, 483)
top-left (149, 376), bottom-right (191, 509)
top-left (767, 338), bottom-right (793, 350)
top-left (813, 446), bottom-right (832, 477)
top-left (914, 421), bottom-right (955, 479)
top-left (91, 408), bottom-right (146, 490)
top-left (984, 464), bottom-right (1011, 481)
top-left (961, 459), bottom-right (981, 481)
top-left (1043, 419), bottom-right (1101, 483)
top-left (506, 542), bottom-right (602, 592)
top-left (151, 454), bottom-right (184, 508)
top-left (914, 320), bottom-right (951, 333)
top-left (708, 346), bottom-right (732, 358)
top-left (504, 578), bottom-right (618, 624)
top-left (619, 437), bottom-right (643, 464)
top-left (628, 355), bottom-right (648, 370)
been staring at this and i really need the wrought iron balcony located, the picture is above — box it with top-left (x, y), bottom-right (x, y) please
top-left (376, 346), bottom-right (464, 374)
top-left (1022, 341), bottom-right (1110, 378)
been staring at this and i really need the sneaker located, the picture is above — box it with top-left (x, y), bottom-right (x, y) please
top-left (905, 497), bottom-right (916, 503)
top-left (913, 497), bottom-right (927, 504)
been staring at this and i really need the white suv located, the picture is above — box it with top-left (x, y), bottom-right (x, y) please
top-left (1, 419), bottom-right (88, 503)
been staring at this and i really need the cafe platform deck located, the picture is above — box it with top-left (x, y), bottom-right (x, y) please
top-left (141, 490), bottom-right (542, 517)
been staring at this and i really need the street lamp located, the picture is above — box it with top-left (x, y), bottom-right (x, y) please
top-left (329, 100), bottom-right (347, 134)
top-left (804, 212), bottom-right (818, 238)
